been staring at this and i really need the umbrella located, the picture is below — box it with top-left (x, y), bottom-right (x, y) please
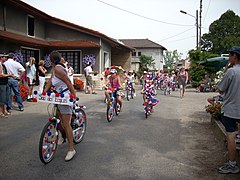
top-left (199, 56), bottom-right (229, 68)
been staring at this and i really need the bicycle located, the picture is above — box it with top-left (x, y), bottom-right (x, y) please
top-left (34, 91), bottom-right (87, 164)
top-left (126, 81), bottom-right (134, 101)
top-left (106, 87), bottom-right (121, 122)
top-left (143, 94), bottom-right (153, 118)
top-left (143, 92), bottom-right (158, 119)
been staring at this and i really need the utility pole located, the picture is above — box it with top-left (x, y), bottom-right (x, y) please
top-left (196, 10), bottom-right (199, 50)
top-left (199, 0), bottom-right (202, 50)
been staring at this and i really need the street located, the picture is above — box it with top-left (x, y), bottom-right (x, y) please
top-left (0, 86), bottom-right (239, 180)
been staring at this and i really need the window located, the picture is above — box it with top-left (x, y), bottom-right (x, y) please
top-left (59, 51), bottom-right (81, 74)
top-left (132, 52), bottom-right (136, 57)
top-left (138, 52), bottom-right (141, 57)
top-left (28, 16), bottom-right (34, 36)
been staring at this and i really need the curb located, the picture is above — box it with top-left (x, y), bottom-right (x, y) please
top-left (211, 117), bottom-right (240, 161)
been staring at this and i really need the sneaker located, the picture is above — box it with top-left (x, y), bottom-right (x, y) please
top-left (218, 163), bottom-right (240, 174)
top-left (5, 112), bottom-right (11, 115)
top-left (19, 107), bottom-right (24, 111)
top-left (0, 114), bottom-right (8, 118)
top-left (65, 150), bottom-right (76, 161)
top-left (27, 98), bottom-right (32, 102)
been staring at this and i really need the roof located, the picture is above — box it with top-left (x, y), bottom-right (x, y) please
top-left (119, 39), bottom-right (167, 50)
top-left (0, 30), bottom-right (100, 48)
top-left (2, 0), bottom-right (131, 50)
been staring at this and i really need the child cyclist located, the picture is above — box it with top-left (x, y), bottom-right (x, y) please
top-left (104, 68), bottom-right (124, 111)
top-left (141, 72), bottom-right (159, 112)
top-left (125, 70), bottom-right (136, 96)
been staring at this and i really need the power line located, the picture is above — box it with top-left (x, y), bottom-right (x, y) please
top-left (203, 0), bottom-right (211, 25)
top-left (97, 0), bottom-right (194, 27)
top-left (163, 36), bottom-right (195, 44)
top-left (160, 27), bottom-right (195, 42)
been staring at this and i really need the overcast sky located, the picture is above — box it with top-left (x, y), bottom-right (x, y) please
top-left (22, 0), bottom-right (240, 58)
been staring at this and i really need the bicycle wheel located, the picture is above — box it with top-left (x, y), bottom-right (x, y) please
top-left (107, 103), bottom-right (114, 122)
top-left (115, 99), bottom-right (121, 116)
top-left (126, 89), bottom-right (130, 101)
top-left (72, 109), bottom-right (87, 144)
top-left (39, 120), bottom-right (58, 164)
top-left (144, 106), bottom-right (148, 118)
top-left (130, 89), bottom-right (134, 99)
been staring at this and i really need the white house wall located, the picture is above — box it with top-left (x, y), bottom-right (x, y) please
top-left (137, 48), bottom-right (164, 70)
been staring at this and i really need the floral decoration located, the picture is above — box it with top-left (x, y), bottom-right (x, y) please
top-left (73, 78), bottom-right (84, 90)
top-left (44, 54), bottom-right (51, 68)
top-left (83, 54), bottom-right (96, 67)
top-left (205, 102), bottom-right (222, 120)
top-left (13, 83), bottom-right (29, 101)
top-left (13, 51), bottom-right (24, 64)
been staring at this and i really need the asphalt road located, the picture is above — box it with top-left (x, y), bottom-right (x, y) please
top-left (0, 86), bottom-right (239, 180)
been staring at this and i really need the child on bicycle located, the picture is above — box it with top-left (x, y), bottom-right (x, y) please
top-left (141, 72), bottom-right (158, 112)
top-left (104, 68), bottom-right (123, 111)
top-left (125, 70), bottom-right (136, 96)
top-left (44, 51), bottom-right (77, 161)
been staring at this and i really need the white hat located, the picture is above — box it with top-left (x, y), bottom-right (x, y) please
top-left (110, 69), bottom-right (117, 74)
top-left (143, 71), bottom-right (147, 74)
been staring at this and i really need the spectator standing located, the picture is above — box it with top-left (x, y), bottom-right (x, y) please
top-left (38, 60), bottom-right (47, 93)
top-left (177, 67), bottom-right (188, 98)
top-left (66, 61), bottom-right (74, 84)
top-left (26, 57), bottom-right (36, 101)
top-left (217, 46), bottom-right (240, 174)
top-left (84, 62), bottom-right (96, 94)
top-left (3, 53), bottom-right (25, 112)
top-left (0, 54), bottom-right (13, 117)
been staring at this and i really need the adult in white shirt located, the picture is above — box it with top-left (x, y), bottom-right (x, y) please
top-left (84, 62), bottom-right (96, 94)
top-left (26, 57), bottom-right (36, 101)
top-left (3, 53), bottom-right (25, 112)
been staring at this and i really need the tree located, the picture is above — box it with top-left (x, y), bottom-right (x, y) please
top-left (163, 50), bottom-right (182, 67)
top-left (188, 49), bottom-right (218, 87)
top-left (139, 54), bottom-right (155, 71)
top-left (201, 10), bottom-right (240, 54)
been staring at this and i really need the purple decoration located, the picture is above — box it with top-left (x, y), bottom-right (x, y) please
top-left (83, 54), bottom-right (96, 67)
top-left (13, 51), bottom-right (24, 64)
top-left (44, 54), bottom-right (51, 68)
top-left (60, 93), bottom-right (64, 98)
top-left (34, 90), bottom-right (38, 95)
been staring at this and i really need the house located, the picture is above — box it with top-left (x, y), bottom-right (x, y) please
top-left (175, 57), bottom-right (191, 70)
top-left (0, 0), bottom-right (133, 80)
top-left (119, 39), bottom-right (167, 72)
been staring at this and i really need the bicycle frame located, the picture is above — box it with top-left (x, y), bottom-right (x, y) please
top-left (126, 81), bottom-right (133, 101)
top-left (106, 88), bottom-right (120, 122)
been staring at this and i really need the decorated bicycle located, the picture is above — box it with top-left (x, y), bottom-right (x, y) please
top-left (33, 90), bottom-right (87, 164)
top-left (141, 72), bottom-right (159, 118)
top-left (103, 66), bottom-right (124, 122)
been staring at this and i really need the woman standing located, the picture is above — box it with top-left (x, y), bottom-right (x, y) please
top-left (178, 67), bottom-right (188, 98)
top-left (44, 51), bottom-right (76, 161)
top-left (38, 60), bottom-right (47, 93)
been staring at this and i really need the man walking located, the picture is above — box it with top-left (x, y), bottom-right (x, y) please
top-left (217, 46), bottom-right (240, 174)
top-left (84, 62), bottom-right (96, 94)
top-left (4, 53), bottom-right (25, 112)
